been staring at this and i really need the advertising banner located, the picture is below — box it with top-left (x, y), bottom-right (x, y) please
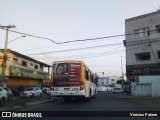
top-left (53, 63), bottom-right (81, 86)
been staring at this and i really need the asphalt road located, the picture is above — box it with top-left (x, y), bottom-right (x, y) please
top-left (17, 92), bottom-right (160, 111)
top-left (1, 92), bottom-right (160, 120)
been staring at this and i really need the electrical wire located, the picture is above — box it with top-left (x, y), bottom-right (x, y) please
top-left (30, 43), bottom-right (154, 60)
top-left (27, 43), bottom-right (122, 55)
top-left (32, 49), bottom-right (125, 60)
top-left (1, 27), bottom-right (159, 62)
top-left (0, 27), bottom-right (158, 44)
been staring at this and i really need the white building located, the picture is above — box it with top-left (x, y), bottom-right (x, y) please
top-left (97, 76), bottom-right (117, 86)
top-left (125, 11), bottom-right (160, 96)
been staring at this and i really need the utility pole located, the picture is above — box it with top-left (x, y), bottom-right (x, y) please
top-left (120, 56), bottom-right (124, 88)
top-left (0, 25), bottom-right (16, 87)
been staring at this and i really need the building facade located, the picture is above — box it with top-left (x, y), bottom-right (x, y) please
top-left (125, 11), bottom-right (160, 81)
top-left (0, 49), bottom-right (51, 93)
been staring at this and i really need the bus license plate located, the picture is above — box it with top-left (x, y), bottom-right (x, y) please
top-left (64, 88), bottom-right (70, 90)
top-left (72, 88), bottom-right (79, 91)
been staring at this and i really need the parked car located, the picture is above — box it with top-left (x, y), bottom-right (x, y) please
top-left (0, 87), bottom-right (7, 107)
top-left (20, 87), bottom-right (42, 98)
top-left (3, 87), bottom-right (13, 101)
top-left (42, 87), bottom-right (50, 95)
top-left (112, 87), bottom-right (124, 94)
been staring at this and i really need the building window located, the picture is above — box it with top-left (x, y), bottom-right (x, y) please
top-left (13, 58), bottom-right (18, 62)
top-left (34, 65), bottom-right (38, 70)
top-left (135, 52), bottom-right (150, 61)
top-left (158, 51), bottom-right (160, 59)
top-left (22, 60), bottom-right (27, 67)
top-left (30, 63), bottom-right (33, 66)
top-left (156, 25), bottom-right (160, 33)
top-left (134, 27), bottom-right (149, 38)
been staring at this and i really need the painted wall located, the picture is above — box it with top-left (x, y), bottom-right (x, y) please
top-left (132, 75), bottom-right (160, 97)
top-left (139, 75), bottom-right (160, 96)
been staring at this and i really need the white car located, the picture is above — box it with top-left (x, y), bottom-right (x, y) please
top-left (20, 87), bottom-right (42, 98)
top-left (112, 87), bottom-right (124, 94)
top-left (3, 87), bottom-right (13, 101)
top-left (0, 87), bottom-right (7, 107)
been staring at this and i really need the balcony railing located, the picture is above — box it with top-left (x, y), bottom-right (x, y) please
top-left (9, 66), bottom-right (50, 79)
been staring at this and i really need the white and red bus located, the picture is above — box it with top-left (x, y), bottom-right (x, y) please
top-left (50, 60), bottom-right (98, 102)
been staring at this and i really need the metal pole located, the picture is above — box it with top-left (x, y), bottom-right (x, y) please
top-left (120, 56), bottom-right (124, 88)
top-left (0, 25), bottom-right (15, 87)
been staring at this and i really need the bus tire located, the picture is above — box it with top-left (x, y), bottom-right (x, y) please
top-left (93, 90), bottom-right (96, 98)
top-left (86, 89), bottom-right (91, 101)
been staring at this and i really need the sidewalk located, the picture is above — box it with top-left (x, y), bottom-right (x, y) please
top-left (0, 96), bottom-right (57, 111)
top-left (111, 92), bottom-right (160, 99)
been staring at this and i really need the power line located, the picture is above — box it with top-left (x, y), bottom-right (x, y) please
top-left (32, 49), bottom-right (125, 60)
top-left (27, 43), bottom-right (122, 55)
top-left (27, 39), bottom-right (157, 56)
top-left (0, 27), bottom-right (158, 45)
top-left (30, 43), bottom-right (154, 60)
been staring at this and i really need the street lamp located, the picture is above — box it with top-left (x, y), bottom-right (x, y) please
top-left (7, 35), bottom-right (26, 45)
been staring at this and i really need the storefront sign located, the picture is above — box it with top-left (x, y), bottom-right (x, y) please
top-left (127, 63), bottom-right (160, 76)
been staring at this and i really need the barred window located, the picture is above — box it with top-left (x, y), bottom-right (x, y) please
top-left (135, 52), bottom-right (150, 61)
top-left (22, 60), bottom-right (27, 67)
top-left (34, 65), bottom-right (38, 69)
top-left (156, 25), bottom-right (160, 33)
top-left (134, 27), bottom-right (149, 38)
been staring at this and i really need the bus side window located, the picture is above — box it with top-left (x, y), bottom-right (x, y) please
top-left (85, 68), bottom-right (89, 80)
top-left (91, 74), bottom-right (94, 82)
top-left (88, 71), bottom-right (91, 81)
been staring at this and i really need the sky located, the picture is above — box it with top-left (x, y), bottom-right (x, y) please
top-left (0, 0), bottom-right (160, 77)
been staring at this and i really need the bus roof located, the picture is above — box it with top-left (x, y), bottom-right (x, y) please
top-left (52, 60), bottom-right (84, 64)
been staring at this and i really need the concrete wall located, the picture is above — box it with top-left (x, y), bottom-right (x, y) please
top-left (131, 82), bottom-right (152, 97)
top-left (132, 75), bottom-right (160, 97)
top-left (125, 11), bottom-right (160, 66)
top-left (126, 11), bottom-right (160, 41)
top-left (139, 75), bottom-right (160, 96)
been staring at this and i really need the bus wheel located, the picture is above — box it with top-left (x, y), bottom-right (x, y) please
top-left (86, 89), bottom-right (91, 101)
top-left (63, 97), bottom-right (71, 102)
top-left (93, 90), bottom-right (96, 98)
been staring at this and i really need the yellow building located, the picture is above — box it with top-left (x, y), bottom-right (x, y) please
top-left (0, 49), bottom-right (51, 94)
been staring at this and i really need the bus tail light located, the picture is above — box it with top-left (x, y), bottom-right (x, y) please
top-left (80, 81), bottom-right (83, 90)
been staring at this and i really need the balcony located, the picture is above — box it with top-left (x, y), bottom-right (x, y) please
top-left (9, 66), bottom-right (50, 80)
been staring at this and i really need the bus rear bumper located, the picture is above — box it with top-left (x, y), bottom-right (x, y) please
top-left (50, 90), bottom-right (85, 97)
